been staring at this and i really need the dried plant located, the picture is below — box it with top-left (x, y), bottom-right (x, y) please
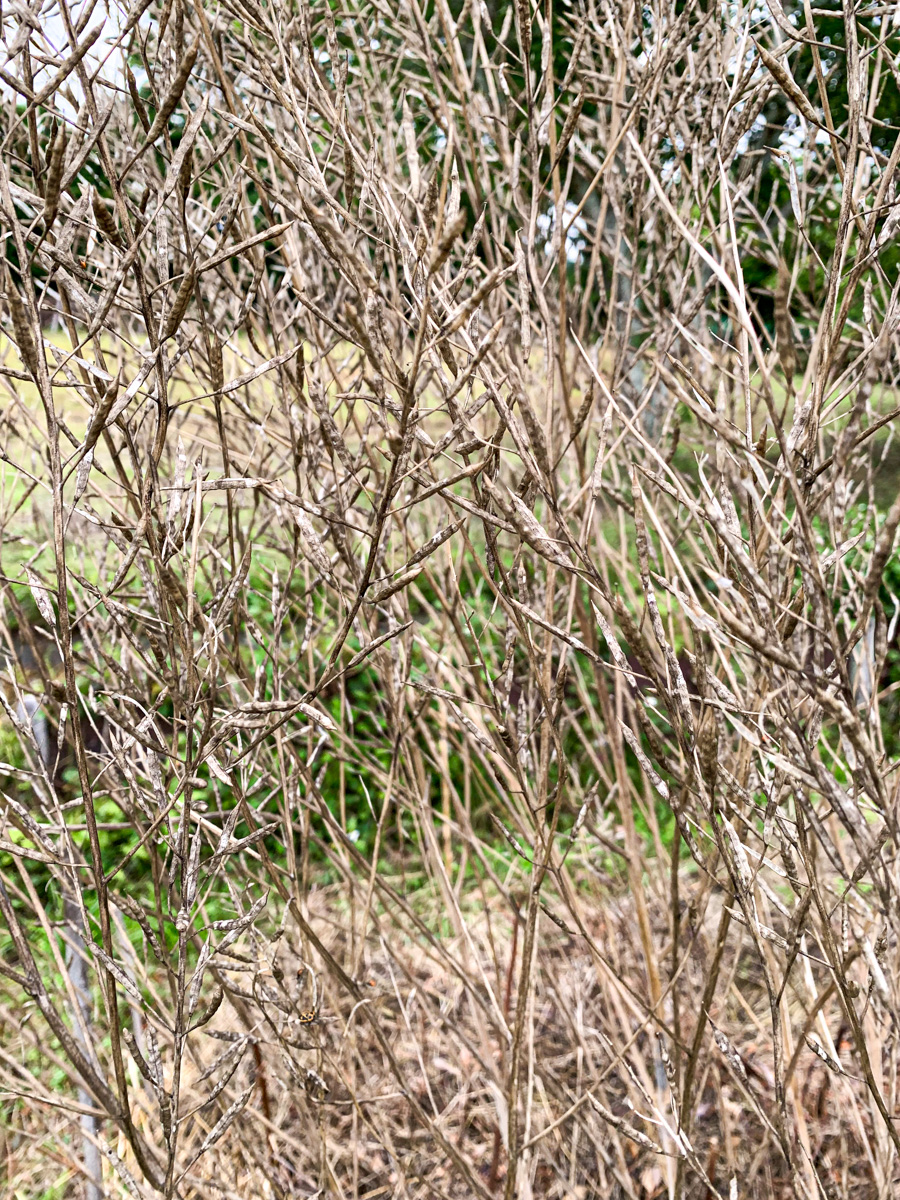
top-left (2, 2), bottom-right (900, 1198)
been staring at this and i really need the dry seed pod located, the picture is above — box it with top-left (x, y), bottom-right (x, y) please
top-left (310, 386), bottom-right (354, 472)
top-left (190, 984), bottom-right (224, 1029)
top-left (292, 507), bottom-right (333, 576)
top-left (806, 1037), bottom-right (843, 1075)
top-left (404, 521), bottom-right (460, 570)
top-left (721, 818), bottom-right (753, 895)
top-left (449, 208), bottom-right (486, 299)
top-left (593, 603), bottom-right (637, 688)
top-left (43, 120), bottom-right (59, 181)
top-left (423, 173), bottom-right (439, 229)
top-left (402, 96), bottom-right (420, 198)
top-left (363, 290), bottom-right (390, 367)
top-left (209, 336), bottom-right (224, 393)
top-left (438, 340), bottom-right (459, 376)
top-left (590, 402), bottom-right (613, 498)
top-left (443, 258), bottom-right (519, 336)
top-left (447, 158), bottom-right (460, 224)
top-left (720, 80), bottom-right (773, 162)
top-left (587, 1094), bottom-right (665, 1155)
top-left (696, 708), bottom-right (719, 793)
top-left (774, 259), bottom-right (796, 385)
top-left (4, 267), bottom-right (40, 379)
top-left (344, 301), bottom-right (376, 360)
top-left (43, 125), bottom-right (68, 228)
top-left (711, 1023), bottom-right (748, 1084)
top-left (122, 1028), bottom-right (157, 1086)
top-left (71, 448), bottom-right (94, 504)
top-left (368, 566), bottom-right (423, 606)
top-left (553, 87), bottom-right (585, 165)
top-left (115, 891), bottom-right (165, 960)
top-left (83, 374), bottom-right (120, 454)
top-left (517, 234), bottom-right (531, 357)
top-left (515, 0), bottom-right (532, 63)
top-left (754, 41), bottom-right (819, 127)
top-left (157, 0), bottom-right (175, 49)
top-left (145, 40), bottom-right (199, 145)
top-left (570, 381), bottom-right (595, 442)
top-left (727, 908), bottom-right (788, 950)
top-left (162, 262), bottom-right (197, 339)
top-left (343, 139), bottom-right (355, 207)
top-left (92, 190), bottom-right (123, 247)
top-left (657, 1033), bottom-right (677, 1085)
top-left (621, 723), bottom-right (670, 801)
top-left (126, 64), bottom-right (150, 131)
top-left (178, 145), bottom-right (193, 202)
top-left (665, 412), bottom-right (681, 464)
top-left (444, 316), bottom-right (504, 404)
top-left (537, 86), bottom-right (554, 147)
top-left (429, 210), bottom-right (467, 275)
top-left (516, 388), bottom-right (550, 477)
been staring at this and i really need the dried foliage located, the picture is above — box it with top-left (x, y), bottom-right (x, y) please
top-left (2, 1), bottom-right (900, 1198)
